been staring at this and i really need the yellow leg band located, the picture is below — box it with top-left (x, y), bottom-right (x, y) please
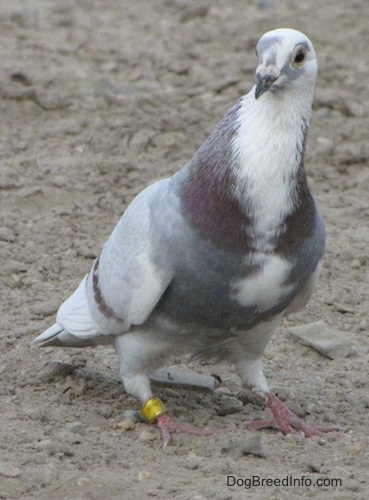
top-left (141, 397), bottom-right (165, 423)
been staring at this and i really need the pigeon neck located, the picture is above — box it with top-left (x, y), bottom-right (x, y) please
top-left (179, 93), bottom-right (313, 253)
top-left (179, 101), bottom-right (252, 252)
top-left (231, 92), bottom-right (312, 252)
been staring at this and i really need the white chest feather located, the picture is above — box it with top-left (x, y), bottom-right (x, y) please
top-left (230, 254), bottom-right (294, 312)
top-left (232, 91), bottom-right (309, 251)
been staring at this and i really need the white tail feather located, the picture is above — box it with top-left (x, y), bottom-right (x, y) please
top-left (33, 275), bottom-right (102, 347)
top-left (55, 275), bottom-right (101, 338)
top-left (31, 322), bottom-right (64, 346)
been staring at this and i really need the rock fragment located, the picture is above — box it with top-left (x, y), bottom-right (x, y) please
top-left (0, 462), bottom-right (21, 478)
top-left (221, 434), bottom-right (267, 458)
top-left (0, 227), bottom-right (16, 242)
top-left (217, 396), bottom-right (243, 416)
top-left (287, 320), bottom-right (353, 359)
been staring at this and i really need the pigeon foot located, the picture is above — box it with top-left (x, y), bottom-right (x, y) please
top-left (247, 393), bottom-right (340, 437)
top-left (157, 414), bottom-right (216, 448)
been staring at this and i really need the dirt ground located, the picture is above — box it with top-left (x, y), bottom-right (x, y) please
top-left (1, 0), bottom-right (369, 498)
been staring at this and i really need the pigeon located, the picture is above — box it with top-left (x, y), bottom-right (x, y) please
top-left (33, 28), bottom-right (338, 445)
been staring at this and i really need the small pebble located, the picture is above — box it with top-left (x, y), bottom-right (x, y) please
top-left (217, 396), bottom-right (243, 416)
top-left (236, 389), bottom-right (263, 406)
top-left (47, 361), bottom-right (75, 379)
top-left (239, 435), bottom-right (267, 458)
top-left (66, 421), bottom-right (86, 435)
top-left (117, 420), bottom-right (136, 431)
top-left (307, 461), bottom-right (323, 473)
top-left (52, 175), bottom-right (69, 188)
top-left (316, 136), bottom-right (335, 156)
top-left (221, 435), bottom-right (267, 458)
top-left (184, 457), bottom-right (200, 470)
top-left (0, 462), bottom-right (21, 477)
top-left (310, 435), bottom-right (327, 446)
top-left (214, 387), bottom-right (232, 396)
top-left (56, 431), bottom-right (82, 444)
top-left (35, 439), bottom-right (61, 455)
top-left (77, 477), bottom-right (91, 487)
top-left (0, 227), bottom-right (16, 242)
top-left (138, 430), bottom-right (158, 442)
top-left (138, 470), bottom-right (152, 481)
top-left (344, 99), bottom-right (366, 117)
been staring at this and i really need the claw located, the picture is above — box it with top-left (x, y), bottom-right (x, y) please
top-left (156, 414), bottom-right (216, 448)
top-left (246, 393), bottom-right (340, 437)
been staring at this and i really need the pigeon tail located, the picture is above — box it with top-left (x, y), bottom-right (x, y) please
top-left (32, 275), bottom-right (103, 347)
top-left (31, 322), bottom-right (65, 347)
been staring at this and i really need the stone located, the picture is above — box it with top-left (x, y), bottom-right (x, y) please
top-left (287, 320), bottom-right (353, 359)
top-left (138, 470), bottom-right (152, 481)
top-left (217, 396), bottom-right (243, 416)
top-left (138, 431), bottom-right (158, 442)
top-left (0, 227), bottom-right (16, 242)
top-left (0, 462), bottom-right (21, 477)
top-left (183, 456), bottom-right (201, 470)
top-left (117, 420), bottom-right (136, 431)
top-left (221, 434), bottom-right (267, 458)
top-left (47, 361), bottom-right (75, 379)
top-left (65, 421), bottom-right (86, 435)
top-left (35, 439), bottom-right (61, 455)
top-left (316, 137), bottom-right (335, 156)
top-left (56, 431), bottom-right (82, 445)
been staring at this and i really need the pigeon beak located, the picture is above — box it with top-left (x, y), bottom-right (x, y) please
top-left (255, 64), bottom-right (281, 99)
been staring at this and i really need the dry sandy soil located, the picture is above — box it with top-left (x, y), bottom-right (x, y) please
top-left (1, 1), bottom-right (369, 499)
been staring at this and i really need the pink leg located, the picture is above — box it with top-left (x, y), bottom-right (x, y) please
top-left (247, 393), bottom-right (340, 436)
top-left (156, 414), bottom-right (216, 448)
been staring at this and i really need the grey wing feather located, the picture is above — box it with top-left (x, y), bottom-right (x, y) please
top-left (33, 179), bottom-right (174, 345)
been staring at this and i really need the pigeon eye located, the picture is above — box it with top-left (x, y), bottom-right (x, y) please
top-left (294, 48), bottom-right (306, 65)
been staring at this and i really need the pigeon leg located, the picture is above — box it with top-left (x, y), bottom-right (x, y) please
top-left (139, 396), bottom-right (216, 447)
top-left (247, 393), bottom-right (340, 436)
top-left (115, 333), bottom-right (215, 446)
top-left (235, 335), bottom-right (339, 437)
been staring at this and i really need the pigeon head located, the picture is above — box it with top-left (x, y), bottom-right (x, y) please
top-left (254, 28), bottom-right (317, 99)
